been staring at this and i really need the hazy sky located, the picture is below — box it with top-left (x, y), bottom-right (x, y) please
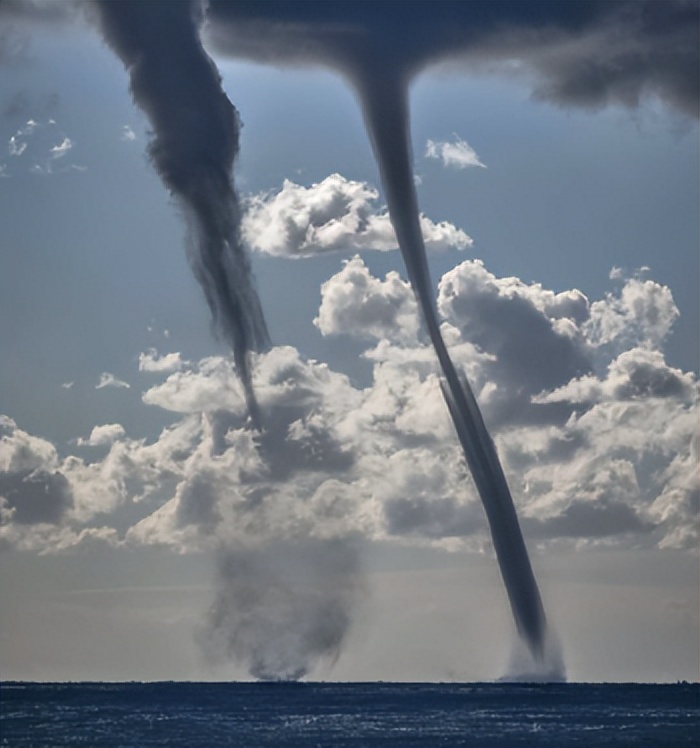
top-left (1, 1), bottom-right (698, 683)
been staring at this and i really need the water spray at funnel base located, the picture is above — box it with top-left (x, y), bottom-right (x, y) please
top-left (200, 539), bottom-right (365, 681)
top-left (352, 65), bottom-right (559, 673)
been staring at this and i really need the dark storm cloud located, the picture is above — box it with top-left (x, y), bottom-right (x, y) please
top-left (0, 0), bottom-right (85, 24)
top-left (0, 0), bottom-right (90, 66)
top-left (205, 0), bottom-right (699, 117)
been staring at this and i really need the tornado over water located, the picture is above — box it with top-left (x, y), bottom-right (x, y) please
top-left (352, 65), bottom-right (548, 662)
top-left (90, 0), bottom-right (698, 678)
top-left (94, 0), bottom-right (551, 670)
top-left (95, 1), bottom-right (269, 427)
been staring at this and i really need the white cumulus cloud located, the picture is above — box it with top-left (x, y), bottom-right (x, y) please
top-left (585, 276), bottom-right (679, 352)
top-left (314, 255), bottom-right (420, 344)
top-left (77, 423), bottom-right (126, 447)
top-left (0, 261), bottom-right (696, 555)
top-left (242, 173), bottom-right (472, 258)
top-left (138, 349), bottom-right (185, 373)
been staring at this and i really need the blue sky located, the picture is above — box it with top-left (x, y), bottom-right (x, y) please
top-left (0, 2), bottom-right (698, 683)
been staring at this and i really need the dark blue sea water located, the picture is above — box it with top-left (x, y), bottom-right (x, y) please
top-left (1, 682), bottom-right (697, 747)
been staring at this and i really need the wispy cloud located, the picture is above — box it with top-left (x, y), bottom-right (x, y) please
top-left (95, 372), bottom-right (130, 390)
top-left (121, 124), bottom-right (136, 141)
top-left (4, 119), bottom-right (84, 175)
top-left (425, 135), bottom-right (486, 170)
top-left (8, 136), bottom-right (27, 156)
top-left (7, 120), bottom-right (37, 157)
top-left (49, 136), bottom-right (72, 158)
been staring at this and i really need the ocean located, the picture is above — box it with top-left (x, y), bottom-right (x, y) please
top-left (1, 682), bottom-right (697, 746)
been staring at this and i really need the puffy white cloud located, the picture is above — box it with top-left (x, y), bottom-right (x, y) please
top-left (1, 260), bottom-right (696, 554)
top-left (535, 348), bottom-right (697, 406)
top-left (128, 350), bottom-right (366, 553)
top-left (121, 124), bottom-right (137, 141)
top-left (425, 135), bottom-right (486, 169)
top-left (242, 173), bottom-right (472, 257)
top-left (0, 417), bottom-right (73, 538)
top-left (501, 349), bottom-right (698, 550)
top-left (315, 258), bottom-right (698, 550)
top-left (651, 438), bottom-right (699, 551)
top-left (77, 423), bottom-right (126, 447)
top-left (585, 276), bottom-right (679, 353)
top-left (314, 255), bottom-right (420, 344)
top-left (142, 357), bottom-right (244, 414)
top-left (61, 455), bottom-right (129, 523)
top-left (138, 348), bottom-right (185, 373)
top-left (0, 415), bottom-right (58, 474)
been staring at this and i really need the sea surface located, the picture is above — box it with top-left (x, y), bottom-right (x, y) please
top-left (1, 681), bottom-right (698, 746)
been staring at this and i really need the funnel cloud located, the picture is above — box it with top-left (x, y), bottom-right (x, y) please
top-left (95, 0), bottom-right (269, 426)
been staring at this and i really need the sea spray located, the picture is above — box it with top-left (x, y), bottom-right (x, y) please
top-left (201, 538), bottom-right (365, 680)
